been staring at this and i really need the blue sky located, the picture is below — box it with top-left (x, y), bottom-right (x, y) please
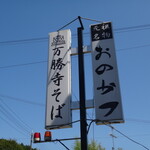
top-left (0, 0), bottom-right (150, 150)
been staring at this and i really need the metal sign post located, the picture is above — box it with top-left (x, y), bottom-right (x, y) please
top-left (77, 16), bottom-right (88, 150)
top-left (44, 17), bottom-right (124, 150)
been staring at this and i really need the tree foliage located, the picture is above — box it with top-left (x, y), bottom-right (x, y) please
top-left (88, 140), bottom-right (105, 150)
top-left (73, 140), bottom-right (105, 150)
top-left (0, 139), bottom-right (37, 150)
top-left (73, 140), bottom-right (123, 150)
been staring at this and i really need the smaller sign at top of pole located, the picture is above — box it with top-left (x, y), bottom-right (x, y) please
top-left (91, 22), bottom-right (124, 124)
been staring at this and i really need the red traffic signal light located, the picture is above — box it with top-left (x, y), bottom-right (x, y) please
top-left (44, 131), bottom-right (52, 141)
top-left (34, 132), bottom-right (41, 143)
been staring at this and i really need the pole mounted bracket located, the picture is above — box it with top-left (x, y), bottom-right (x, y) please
top-left (78, 16), bottom-right (84, 30)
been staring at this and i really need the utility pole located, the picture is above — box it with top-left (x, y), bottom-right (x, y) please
top-left (110, 127), bottom-right (117, 150)
top-left (77, 16), bottom-right (88, 150)
top-left (30, 132), bottom-right (33, 150)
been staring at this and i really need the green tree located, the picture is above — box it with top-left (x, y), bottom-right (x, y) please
top-left (88, 140), bottom-right (105, 150)
top-left (73, 140), bottom-right (123, 150)
top-left (74, 140), bottom-right (81, 150)
top-left (73, 140), bottom-right (105, 150)
top-left (0, 139), bottom-right (37, 150)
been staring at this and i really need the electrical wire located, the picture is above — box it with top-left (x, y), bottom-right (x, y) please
top-left (57, 17), bottom-right (79, 31)
top-left (117, 43), bottom-right (150, 52)
top-left (72, 91), bottom-right (94, 121)
top-left (0, 23), bottom-right (150, 46)
top-left (1, 93), bottom-right (150, 149)
top-left (115, 24), bottom-right (150, 33)
top-left (80, 17), bottom-right (103, 23)
top-left (0, 17), bottom-right (150, 148)
top-left (0, 115), bottom-right (27, 136)
top-left (126, 118), bottom-right (150, 124)
top-left (86, 119), bottom-right (150, 150)
top-left (0, 103), bottom-right (30, 135)
top-left (56, 139), bottom-right (70, 150)
top-left (105, 123), bottom-right (150, 150)
top-left (0, 18), bottom-right (150, 70)
top-left (87, 119), bottom-right (95, 134)
top-left (0, 94), bottom-right (45, 107)
top-left (0, 98), bottom-right (33, 136)
top-left (2, 93), bottom-right (150, 124)
top-left (0, 60), bottom-right (47, 69)
top-left (0, 37), bottom-right (48, 45)
top-left (95, 133), bottom-right (150, 140)
top-left (46, 120), bottom-right (80, 129)
top-left (0, 42), bottom-right (150, 70)
top-left (0, 98), bottom-right (33, 131)
top-left (114, 127), bottom-right (149, 150)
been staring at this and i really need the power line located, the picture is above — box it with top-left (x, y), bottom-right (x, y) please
top-left (2, 94), bottom-right (150, 124)
top-left (0, 37), bottom-right (48, 45)
top-left (0, 42), bottom-right (149, 70)
top-left (87, 119), bottom-right (150, 150)
top-left (0, 101), bottom-right (31, 134)
top-left (1, 93), bottom-right (150, 149)
top-left (0, 100), bottom-right (30, 135)
top-left (0, 94), bottom-right (45, 107)
top-left (0, 23), bottom-right (150, 46)
top-left (115, 24), bottom-right (150, 33)
top-left (126, 118), bottom-right (150, 124)
top-left (0, 60), bottom-right (47, 69)
top-left (117, 43), bottom-right (150, 52)
top-left (0, 115), bottom-right (28, 136)
top-left (0, 98), bottom-right (33, 131)
top-left (106, 124), bottom-right (150, 150)
top-left (96, 133), bottom-right (150, 139)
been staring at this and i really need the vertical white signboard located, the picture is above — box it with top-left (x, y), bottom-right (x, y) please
top-left (91, 22), bottom-right (124, 124)
top-left (45, 29), bottom-right (72, 129)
